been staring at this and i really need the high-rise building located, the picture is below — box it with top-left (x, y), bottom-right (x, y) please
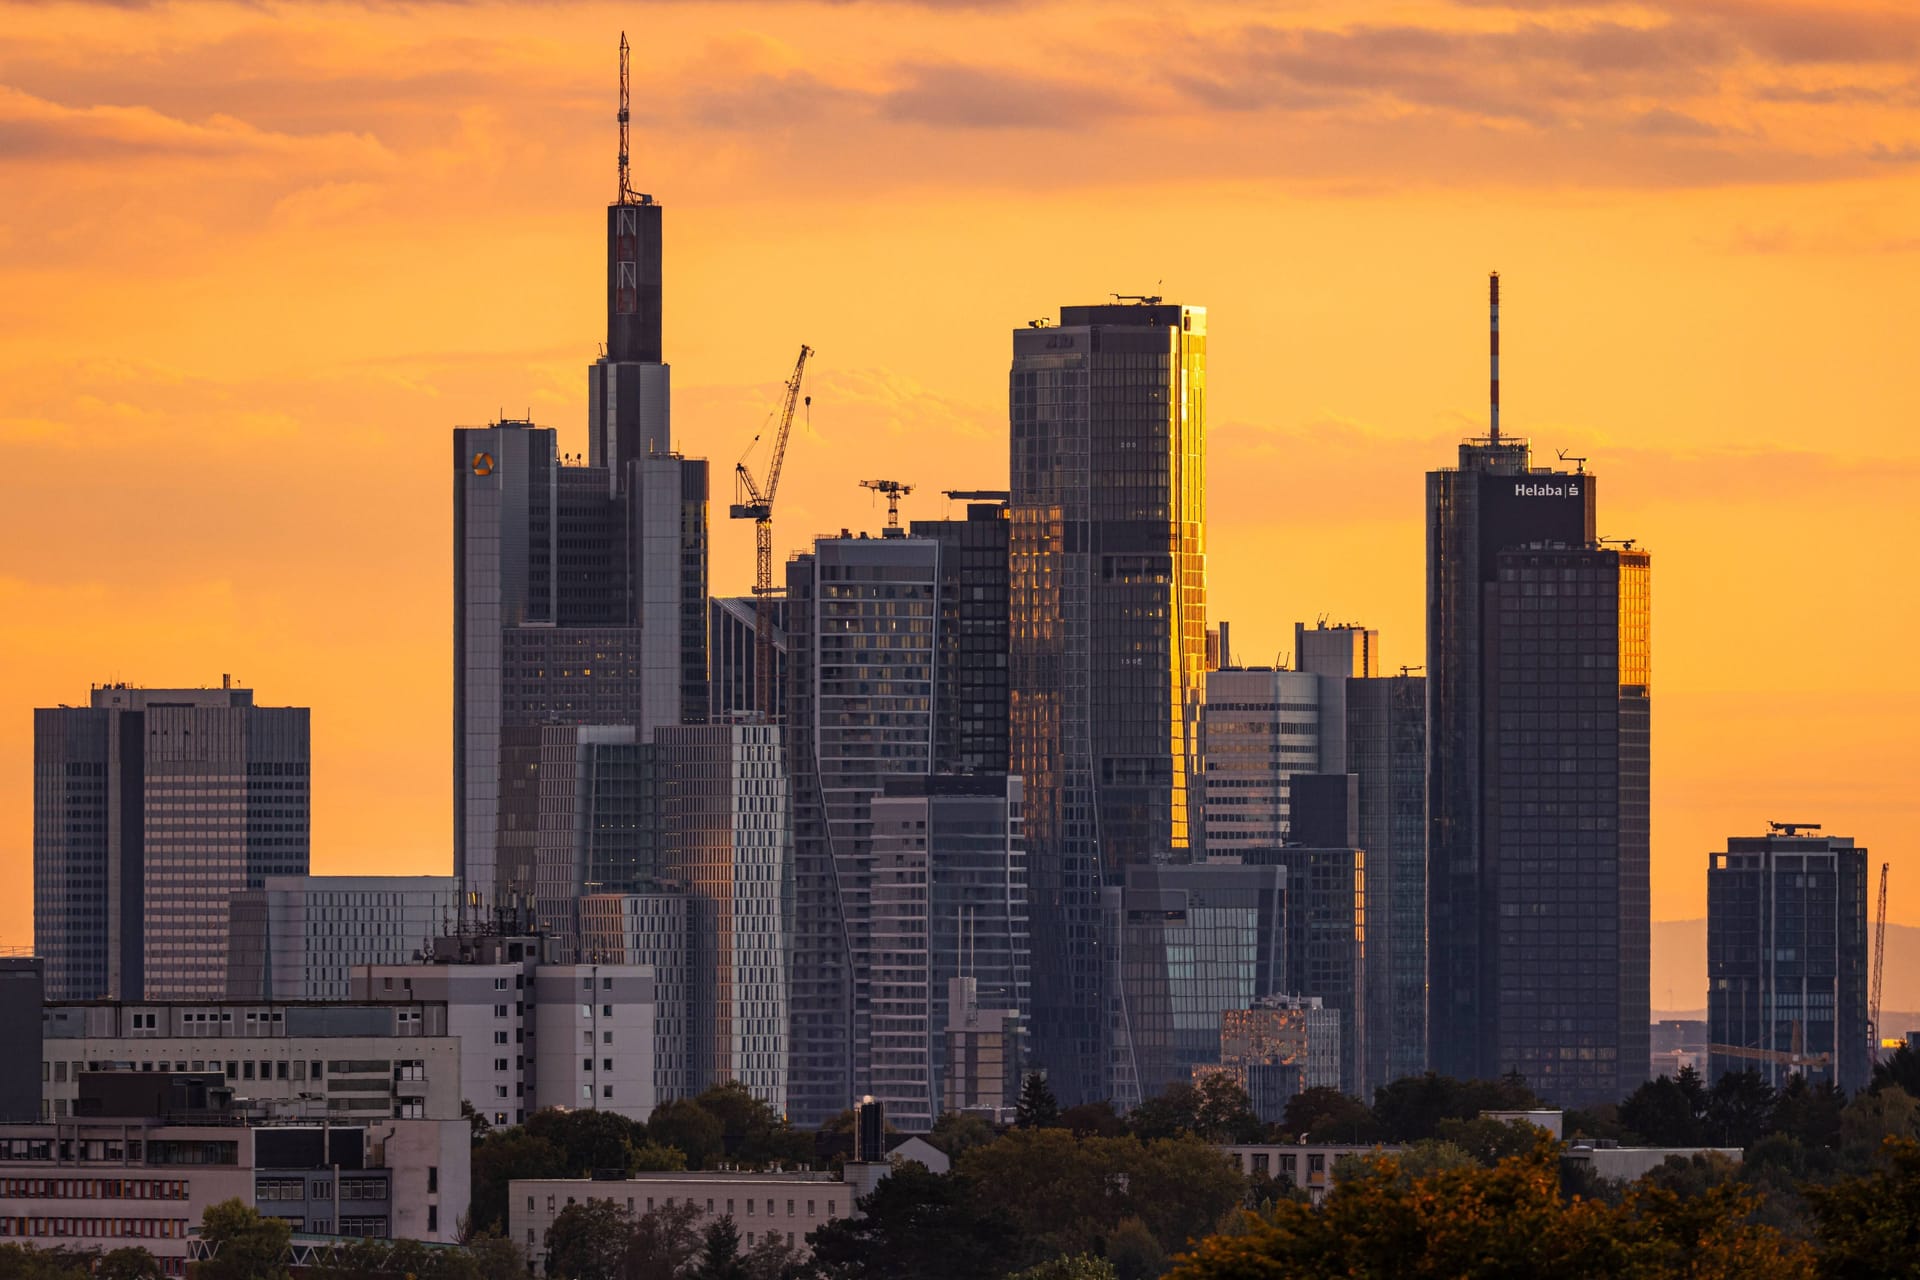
top-left (657, 723), bottom-right (792, 1112)
top-left (578, 891), bottom-right (696, 1101)
top-left (867, 774), bottom-right (1028, 1132)
top-left (1207, 995), bottom-right (1342, 1124)
top-left (710, 596), bottom-right (788, 723)
top-left (1425, 278), bottom-right (1648, 1102)
top-left (226, 875), bottom-right (460, 1001)
top-left (454, 95), bottom-right (708, 906)
top-left (1010, 300), bottom-right (1208, 1105)
top-left (1346, 673), bottom-right (1428, 1085)
top-left (784, 535), bottom-right (941, 1125)
top-left (1294, 621), bottom-right (1378, 777)
top-left (34, 683), bottom-right (310, 1002)
top-left (1242, 840), bottom-right (1366, 1096)
top-left (1200, 666), bottom-right (1322, 855)
top-left (0, 959), bottom-right (43, 1123)
top-left (1106, 861), bottom-right (1286, 1108)
top-left (1708, 827), bottom-right (1870, 1093)
top-left (911, 499), bottom-right (1012, 774)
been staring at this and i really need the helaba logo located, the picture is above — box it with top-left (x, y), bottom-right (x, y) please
top-left (1515, 481), bottom-right (1579, 498)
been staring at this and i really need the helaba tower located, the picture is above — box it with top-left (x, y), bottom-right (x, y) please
top-left (1426, 275), bottom-right (1650, 1105)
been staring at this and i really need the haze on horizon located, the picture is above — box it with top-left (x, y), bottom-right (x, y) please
top-left (3, 0), bottom-right (1917, 973)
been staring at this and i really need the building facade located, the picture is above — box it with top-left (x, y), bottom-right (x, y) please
top-left (1242, 843), bottom-right (1367, 1097)
top-left (34, 684), bottom-right (310, 1002)
top-left (1206, 995), bottom-right (1342, 1123)
top-left (866, 775), bottom-right (1029, 1132)
top-left (1200, 667), bottom-right (1323, 854)
top-left (1106, 861), bottom-right (1286, 1108)
top-left (1708, 828), bottom-right (1870, 1093)
top-left (578, 892), bottom-right (696, 1102)
top-left (709, 596), bottom-right (788, 723)
top-left (1010, 301), bottom-right (1208, 1105)
top-left (657, 724), bottom-right (792, 1112)
top-left (911, 500), bottom-right (1012, 774)
top-left (225, 876), bottom-right (459, 1002)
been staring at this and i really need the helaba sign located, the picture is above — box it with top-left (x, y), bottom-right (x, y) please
top-left (1514, 481), bottom-right (1580, 498)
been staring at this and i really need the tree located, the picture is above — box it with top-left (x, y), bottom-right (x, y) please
top-left (649, 1097), bottom-right (728, 1170)
top-left (806, 1164), bottom-right (1021, 1280)
top-left (1840, 1087), bottom-right (1920, 1171)
top-left (1367, 1072), bottom-right (1540, 1144)
top-left (526, 1107), bottom-right (650, 1175)
top-left (544, 1200), bottom-right (635, 1280)
top-left (1279, 1087), bottom-right (1376, 1142)
top-left (96, 1248), bottom-right (162, 1280)
top-left (690, 1217), bottom-right (747, 1280)
top-left (194, 1198), bottom-right (292, 1280)
top-left (927, 1110), bottom-right (1000, 1155)
top-left (1058, 1101), bottom-right (1127, 1139)
top-left (1772, 1074), bottom-right (1846, 1153)
top-left (625, 1199), bottom-right (705, 1280)
top-left (1017, 1073), bottom-right (1061, 1129)
top-left (469, 1128), bottom-right (569, 1234)
top-left (1619, 1073), bottom-right (1706, 1148)
top-left (689, 1082), bottom-right (812, 1167)
top-left (740, 1230), bottom-right (806, 1280)
top-left (1806, 1136), bottom-right (1920, 1279)
top-left (1703, 1070), bottom-right (1776, 1149)
top-left (0, 1245), bottom-right (96, 1280)
top-left (1192, 1075), bottom-right (1263, 1143)
top-left (1009, 1256), bottom-right (1119, 1280)
top-left (1127, 1083), bottom-right (1201, 1142)
top-left (1432, 1116), bottom-right (1553, 1167)
top-left (1870, 1044), bottom-right (1920, 1098)
top-left (630, 1140), bottom-right (689, 1171)
top-left (1104, 1216), bottom-right (1168, 1280)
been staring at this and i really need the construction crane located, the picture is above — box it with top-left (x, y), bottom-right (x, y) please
top-left (1710, 1020), bottom-right (1832, 1076)
top-left (860, 479), bottom-right (914, 536)
top-left (943, 489), bottom-right (1010, 503)
top-left (730, 345), bottom-right (812, 716)
top-left (1873, 860), bottom-right (1890, 1065)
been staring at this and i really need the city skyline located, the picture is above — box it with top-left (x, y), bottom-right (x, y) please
top-left (5, 1), bottom-right (1919, 969)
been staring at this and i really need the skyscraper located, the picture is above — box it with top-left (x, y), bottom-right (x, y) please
top-left (1010, 300), bottom-right (1208, 1105)
top-left (453, 72), bottom-right (708, 903)
top-left (1708, 826), bottom-right (1869, 1093)
top-left (784, 535), bottom-right (942, 1125)
top-left (1200, 665), bottom-right (1322, 855)
top-left (225, 874), bottom-right (459, 1001)
top-left (34, 682), bottom-right (309, 1001)
top-left (912, 499), bottom-right (1012, 774)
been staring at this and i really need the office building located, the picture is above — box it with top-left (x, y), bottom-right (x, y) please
top-left (1294, 621), bottom-right (1379, 778)
top-left (1010, 300), bottom-right (1208, 1105)
top-left (657, 724), bottom-right (791, 1113)
top-left (1, 1079), bottom-right (465, 1276)
top-left (1425, 279), bottom-right (1648, 1103)
top-left (1708, 827), bottom-right (1870, 1093)
top-left (867, 775), bottom-right (1028, 1132)
top-left (39, 999), bottom-right (463, 1123)
top-left (1106, 861), bottom-right (1286, 1108)
top-left (1200, 666), bottom-right (1322, 854)
top-left (453, 423), bottom-right (707, 910)
top-left (1483, 542), bottom-right (1651, 1104)
top-left (511, 1169), bottom-right (865, 1275)
top-left (710, 596), bottom-right (788, 723)
top-left (1346, 673), bottom-right (1428, 1085)
top-left (1243, 826), bottom-right (1367, 1096)
top-left (784, 535), bottom-right (941, 1125)
top-left (943, 977), bottom-right (1023, 1122)
top-left (355, 933), bottom-right (662, 1125)
top-left (34, 683), bottom-right (310, 1002)
top-left (225, 876), bottom-right (459, 1002)
top-left (1204, 995), bottom-right (1342, 1124)
top-left (911, 499), bottom-right (1012, 774)
top-left (578, 891), bottom-right (696, 1102)
top-left (0, 960), bottom-right (43, 1122)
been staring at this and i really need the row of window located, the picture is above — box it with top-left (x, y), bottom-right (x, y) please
top-left (0, 1217), bottom-right (188, 1240)
top-left (0, 1179), bottom-right (188, 1201)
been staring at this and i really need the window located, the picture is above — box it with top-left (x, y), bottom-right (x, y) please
top-left (428, 1205), bottom-right (438, 1233)
top-left (428, 1167), bottom-right (438, 1194)
top-left (603, 1032), bottom-right (613, 1045)
top-left (602, 977), bottom-right (612, 990)
top-left (602, 1060), bottom-right (612, 1071)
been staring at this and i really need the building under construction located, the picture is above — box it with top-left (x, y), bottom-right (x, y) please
top-left (1707, 825), bottom-right (1871, 1093)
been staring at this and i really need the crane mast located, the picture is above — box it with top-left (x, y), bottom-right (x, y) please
top-left (1872, 860), bottom-right (1890, 1066)
top-left (730, 345), bottom-right (813, 716)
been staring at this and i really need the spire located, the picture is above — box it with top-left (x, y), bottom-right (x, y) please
top-left (1489, 271), bottom-right (1501, 443)
top-left (618, 32), bottom-right (652, 206)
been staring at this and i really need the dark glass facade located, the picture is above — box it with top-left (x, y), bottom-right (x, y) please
top-left (1425, 441), bottom-right (1596, 1085)
top-left (1347, 673), bottom-right (1428, 1087)
top-left (910, 501), bottom-right (1012, 774)
top-left (709, 596), bottom-right (788, 723)
top-left (1483, 543), bottom-right (1650, 1105)
top-left (1708, 832), bottom-right (1869, 1094)
top-left (1010, 302), bottom-right (1208, 1105)
top-left (1243, 845), bottom-right (1367, 1095)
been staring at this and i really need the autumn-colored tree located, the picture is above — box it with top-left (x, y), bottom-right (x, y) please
top-left (1805, 1135), bottom-right (1920, 1278)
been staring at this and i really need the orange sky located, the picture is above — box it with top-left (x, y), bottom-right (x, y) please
top-left (4, 0), bottom-right (1918, 985)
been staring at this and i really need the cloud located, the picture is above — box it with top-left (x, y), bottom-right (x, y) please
top-left (0, 84), bottom-right (392, 170)
top-left (1629, 106), bottom-right (1723, 137)
top-left (879, 63), bottom-right (1150, 129)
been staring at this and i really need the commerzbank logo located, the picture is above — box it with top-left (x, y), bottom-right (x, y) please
top-left (1515, 481), bottom-right (1579, 498)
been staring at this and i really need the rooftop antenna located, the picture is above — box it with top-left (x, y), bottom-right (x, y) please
top-left (1557, 448), bottom-right (1587, 474)
top-left (617, 33), bottom-right (653, 206)
top-left (1489, 271), bottom-right (1501, 443)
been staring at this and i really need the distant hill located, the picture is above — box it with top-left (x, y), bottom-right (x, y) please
top-left (1653, 919), bottom-right (1920, 1037)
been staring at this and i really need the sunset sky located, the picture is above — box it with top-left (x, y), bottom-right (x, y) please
top-left (4, 0), bottom-right (1918, 1002)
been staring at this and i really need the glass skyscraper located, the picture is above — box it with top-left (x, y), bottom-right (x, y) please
top-left (1010, 301), bottom-right (1208, 1105)
top-left (1708, 828), bottom-right (1869, 1094)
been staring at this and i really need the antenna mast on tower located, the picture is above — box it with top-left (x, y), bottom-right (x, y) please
top-left (1489, 271), bottom-right (1501, 443)
top-left (617, 33), bottom-right (652, 206)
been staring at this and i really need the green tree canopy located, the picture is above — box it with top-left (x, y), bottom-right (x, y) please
top-left (194, 1198), bottom-right (292, 1280)
top-left (1806, 1135), bottom-right (1920, 1278)
top-left (469, 1129), bottom-right (569, 1234)
top-left (805, 1164), bottom-right (1020, 1280)
top-left (1017, 1074), bottom-right (1061, 1130)
top-left (1279, 1087), bottom-right (1377, 1142)
top-left (544, 1199), bottom-right (634, 1280)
